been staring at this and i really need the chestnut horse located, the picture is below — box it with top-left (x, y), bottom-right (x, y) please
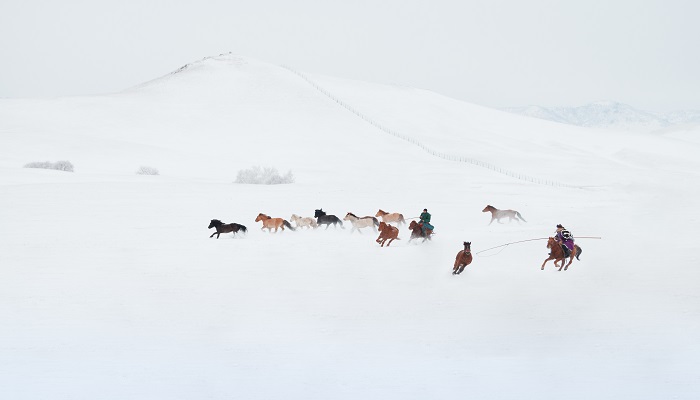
top-left (255, 213), bottom-right (296, 233)
top-left (453, 241), bottom-right (473, 275)
top-left (375, 209), bottom-right (406, 225)
top-left (408, 220), bottom-right (432, 243)
top-left (542, 237), bottom-right (581, 271)
top-left (208, 219), bottom-right (247, 238)
top-left (376, 221), bottom-right (400, 247)
top-left (482, 205), bottom-right (526, 225)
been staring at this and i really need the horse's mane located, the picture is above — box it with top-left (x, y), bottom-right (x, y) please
top-left (347, 212), bottom-right (358, 218)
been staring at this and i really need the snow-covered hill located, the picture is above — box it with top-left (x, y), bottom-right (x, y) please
top-left (505, 101), bottom-right (700, 131)
top-left (1, 54), bottom-right (699, 400)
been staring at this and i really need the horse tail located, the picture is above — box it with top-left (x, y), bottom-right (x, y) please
top-left (239, 224), bottom-right (247, 233)
top-left (516, 211), bottom-right (527, 222)
top-left (399, 214), bottom-right (405, 225)
top-left (373, 217), bottom-right (379, 226)
top-left (336, 217), bottom-right (345, 229)
top-left (575, 245), bottom-right (582, 260)
top-left (283, 220), bottom-right (296, 231)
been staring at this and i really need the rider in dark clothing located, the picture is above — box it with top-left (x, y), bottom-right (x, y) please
top-left (419, 208), bottom-right (434, 235)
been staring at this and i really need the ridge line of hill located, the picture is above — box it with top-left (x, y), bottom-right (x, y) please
top-left (282, 65), bottom-right (579, 189)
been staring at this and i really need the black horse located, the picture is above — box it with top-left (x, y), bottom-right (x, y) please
top-left (208, 219), bottom-right (247, 238)
top-left (314, 209), bottom-right (344, 229)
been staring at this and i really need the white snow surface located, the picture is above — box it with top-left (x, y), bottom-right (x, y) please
top-left (1, 54), bottom-right (699, 399)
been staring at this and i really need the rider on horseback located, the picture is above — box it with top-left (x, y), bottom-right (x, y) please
top-left (554, 224), bottom-right (574, 258)
top-left (419, 208), bottom-right (434, 236)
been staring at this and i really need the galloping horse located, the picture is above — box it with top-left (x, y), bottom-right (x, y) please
top-left (482, 205), bottom-right (527, 225)
top-left (208, 219), bottom-right (247, 238)
top-left (408, 220), bottom-right (432, 243)
top-left (290, 214), bottom-right (318, 229)
top-left (255, 213), bottom-right (296, 233)
top-left (376, 222), bottom-right (400, 247)
top-left (343, 212), bottom-right (379, 233)
top-left (453, 241), bottom-right (473, 275)
top-left (542, 237), bottom-right (582, 271)
top-left (375, 209), bottom-right (406, 225)
top-left (314, 209), bottom-right (344, 229)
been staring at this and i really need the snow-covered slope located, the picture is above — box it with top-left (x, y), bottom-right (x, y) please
top-left (1, 54), bottom-right (699, 399)
top-left (505, 101), bottom-right (700, 131)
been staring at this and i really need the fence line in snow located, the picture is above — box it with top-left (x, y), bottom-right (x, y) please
top-left (282, 65), bottom-right (579, 189)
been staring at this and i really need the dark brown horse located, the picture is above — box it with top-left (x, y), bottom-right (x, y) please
top-left (208, 219), bottom-right (247, 238)
top-left (542, 237), bottom-right (581, 271)
top-left (408, 220), bottom-right (432, 243)
top-left (453, 242), bottom-right (472, 275)
top-left (376, 221), bottom-right (400, 247)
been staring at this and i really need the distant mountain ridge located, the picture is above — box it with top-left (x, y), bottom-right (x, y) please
top-left (504, 101), bottom-right (700, 131)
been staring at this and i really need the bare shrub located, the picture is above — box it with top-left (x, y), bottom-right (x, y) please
top-left (24, 160), bottom-right (74, 172)
top-left (235, 166), bottom-right (294, 184)
top-left (136, 166), bottom-right (160, 175)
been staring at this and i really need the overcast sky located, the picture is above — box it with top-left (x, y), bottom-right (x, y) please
top-left (1, 0), bottom-right (698, 112)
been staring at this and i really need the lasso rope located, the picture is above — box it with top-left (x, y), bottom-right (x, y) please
top-left (474, 236), bottom-right (602, 256)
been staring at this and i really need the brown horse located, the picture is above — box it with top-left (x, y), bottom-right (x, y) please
top-left (408, 220), bottom-right (432, 243)
top-left (376, 221), bottom-right (400, 247)
top-left (208, 219), bottom-right (247, 238)
top-left (482, 205), bottom-right (526, 225)
top-left (375, 209), bottom-right (406, 225)
top-left (542, 237), bottom-right (581, 271)
top-left (453, 242), bottom-right (473, 275)
top-left (255, 213), bottom-right (296, 233)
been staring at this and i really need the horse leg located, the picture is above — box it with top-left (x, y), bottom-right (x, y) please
top-left (386, 238), bottom-right (395, 246)
top-left (210, 232), bottom-right (217, 238)
top-left (489, 217), bottom-right (495, 225)
top-left (542, 257), bottom-right (552, 270)
top-left (564, 255), bottom-right (574, 271)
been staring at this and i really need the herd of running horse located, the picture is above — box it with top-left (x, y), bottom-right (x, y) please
top-left (208, 205), bottom-right (579, 274)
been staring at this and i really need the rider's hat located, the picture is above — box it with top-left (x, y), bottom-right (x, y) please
top-left (423, 208), bottom-right (427, 211)
top-left (556, 224), bottom-right (564, 228)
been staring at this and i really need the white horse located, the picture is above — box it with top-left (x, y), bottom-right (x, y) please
top-left (290, 214), bottom-right (318, 229)
top-left (344, 212), bottom-right (380, 234)
top-left (482, 205), bottom-right (527, 225)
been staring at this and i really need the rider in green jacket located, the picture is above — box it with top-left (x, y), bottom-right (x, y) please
top-left (419, 208), bottom-right (434, 234)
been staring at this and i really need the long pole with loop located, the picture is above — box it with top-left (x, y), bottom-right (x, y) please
top-left (474, 236), bottom-right (602, 255)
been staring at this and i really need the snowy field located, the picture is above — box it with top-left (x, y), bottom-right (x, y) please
top-left (1, 55), bottom-right (699, 399)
